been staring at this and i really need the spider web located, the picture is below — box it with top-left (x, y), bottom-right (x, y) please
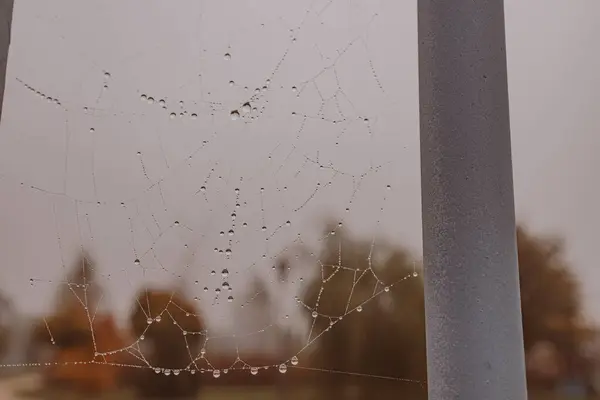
top-left (0, 0), bottom-right (422, 386)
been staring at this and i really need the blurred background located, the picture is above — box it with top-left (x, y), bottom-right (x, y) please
top-left (0, 0), bottom-right (598, 399)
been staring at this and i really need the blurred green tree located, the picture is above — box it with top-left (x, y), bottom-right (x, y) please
top-left (127, 287), bottom-right (204, 399)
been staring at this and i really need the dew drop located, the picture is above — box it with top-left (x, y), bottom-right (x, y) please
top-left (229, 80), bottom-right (235, 87)
top-left (222, 282), bottom-right (230, 289)
top-left (225, 249), bottom-right (232, 256)
top-left (200, 348), bottom-right (206, 356)
top-left (89, 128), bottom-right (95, 133)
top-left (384, 286), bottom-right (390, 293)
top-left (104, 72), bottom-right (111, 79)
top-left (174, 221), bottom-right (180, 226)
top-left (213, 369), bottom-right (221, 378)
top-left (222, 269), bottom-right (229, 278)
top-left (148, 97), bottom-right (155, 104)
top-left (155, 315), bottom-right (162, 323)
top-left (262, 226), bottom-right (267, 232)
top-left (141, 94), bottom-right (147, 101)
top-left (147, 317), bottom-right (153, 324)
top-left (170, 112), bottom-right (176, 119)
top-left (242, 102), bottom-right (251, 113)
top-left (230, 110), bottom-right (240, 120)
top-left (224, 53), bottom-right (231, 61)
top-left (159, 99), bottom-right (165, 107)
top-left (219, 231), bottom-right (225, 236)
top-left (279, 364), bottom-right (287, 374)
top-left (134, 259), bottom-right (140, 265)
top-left (191, 113), bottom-right (198, 119)
top-left (140, 335), bottom-right (145, 341)
top-left (173, 369), bottom-right (181, 376)
top-left (291, 356), bottom-right (299, 366)
top-left (203, 287), bottom-right (208, 292)
top-left (386, 184), bottom-right (392, 190)
top-left (285, 220), bottom-right (291, 227)
top-left (292, 86), bottom-right (297, 92)
top-left (211, 270), bottom-right (216, 276)
top-left (250, 367), bottom-right (258, 376)
top-left (154, 368), bottom-right (161, 374)
top-left (228, 296), bottom-right (234, 303)
top-left (200, 186), bottom-right (206, 192)
top-left (311, 311), bottom-right (318, 318)
top-left (228, 229), bottom-right (234, 236)
top-left (356, 305), bottom-right (363, 313)
top-left (413, 271), bottom-right (419, 277)
top-left (164, 369), bottom-right (171, 376)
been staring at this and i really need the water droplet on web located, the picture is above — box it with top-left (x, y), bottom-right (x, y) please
top-left (104, 72), bottom-right (111, 79)
top-left (292, 86), bottom-right (297, 92)
top-left (159, 99), bottom-right (165, 107)
top-left (179, 101), bottom-right (184, 107)
top-left (204, 287), bottom-right (208, 292)
top-left (224, 53), bottom-right (231, 61)
top-left (219, 231), bottom-right (225, 237)
top-left (89, 128), bottom-right (95, 133)
top-left (222, 269), bottom-right (229, 278)
top-left (191, 113), bottom-right (198, 119)
top-left (213, 369), bottom-right (221, 378)
top-left (229, 80), bottom-right (235, 87)
top-left (134, 259), bottom-right (140, 265)
top-left (29, 278), bottom-right (34, 286)
top-left (154, 368), bottom-right (161, 374)
top-left (413, 271), bottom-right (419, 277)
top-left (182, 331), bottom-right (187, 336)
top-left (231, 213), bottom-right (236, 220)
top-left (155, 315), bottom-right (162, 323)
top-left (311, 311), bottom-right (318, 318)
top-left (363, 117), bottom-right (369, 123)
top-left (200, 348), bottom-right (206, 356)
top-left (228, 229), bottom-right (234, 236)
top-left (279, 364), bottom-right (287, 374)
top-left (250, 367), bottom-right (258, 375)
top-left (141, 94), bottom-right (147, 101)
top-left (164, 369), bottom-right (171, 376)
top-left (147, 317), bottom-right (153, 324)
top-left (140, 335), bottom-right (145, 341)
top-left (228, 296), bottom-right (234, 302)
top-left (242, 102), bottom-right (251, 113)
top-left (148, 97), bottom-right (155, 104)
top-left (356, 305), bottom-right (363, 312)
top-left (170, 112), bottom-right (176, 119)
top-left (291, 356), bottom-right (299, 366)
top-left (230, 110), bottom-right (240, 120)
top-left (222, 282), bottom-right (230, 289)
top-left (262, 226), bottom-right (267, 231)
top-left (190, 370), bottom-right (196, 375)
top-left (200, 186), bottom-right (206, 192)
top-left (384, 286), bottom-right (390, 292)
top-left (174, 221), bottom-right (180, 226)
top-left (173, 369), bottom-right (181, 376)
top-left (242, 222), bottom-right (248, 227)
top-left (225, 249), bottom-right (232, 255)
top-left (215, 288), bottom-right (221, 294)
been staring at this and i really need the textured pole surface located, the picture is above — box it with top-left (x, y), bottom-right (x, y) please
top-left (418, 1), bottom-right (528, 399)
top-left (0, 0), bottom-right (13, 122)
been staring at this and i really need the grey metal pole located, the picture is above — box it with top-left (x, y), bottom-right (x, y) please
top-left (418, 1), bottom-right (528, 399)
top-left (0, 0), bottom-right (13, 122)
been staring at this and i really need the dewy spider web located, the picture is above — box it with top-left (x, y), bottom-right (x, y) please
top-left (0, 0), bottom-right (421, 385)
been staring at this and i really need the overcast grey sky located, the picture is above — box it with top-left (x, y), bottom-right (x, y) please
top-left (0, 0), bottom-right (598, 341)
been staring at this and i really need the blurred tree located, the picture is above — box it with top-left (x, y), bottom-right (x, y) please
top-left (127, 287), bottom-right (204, 399)
top-left (0, 293), bottom-right (12, 362)
top-left (301, 220), bottom-right (426, 398)
top-left (517, 226), bottom-right (589, 384)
